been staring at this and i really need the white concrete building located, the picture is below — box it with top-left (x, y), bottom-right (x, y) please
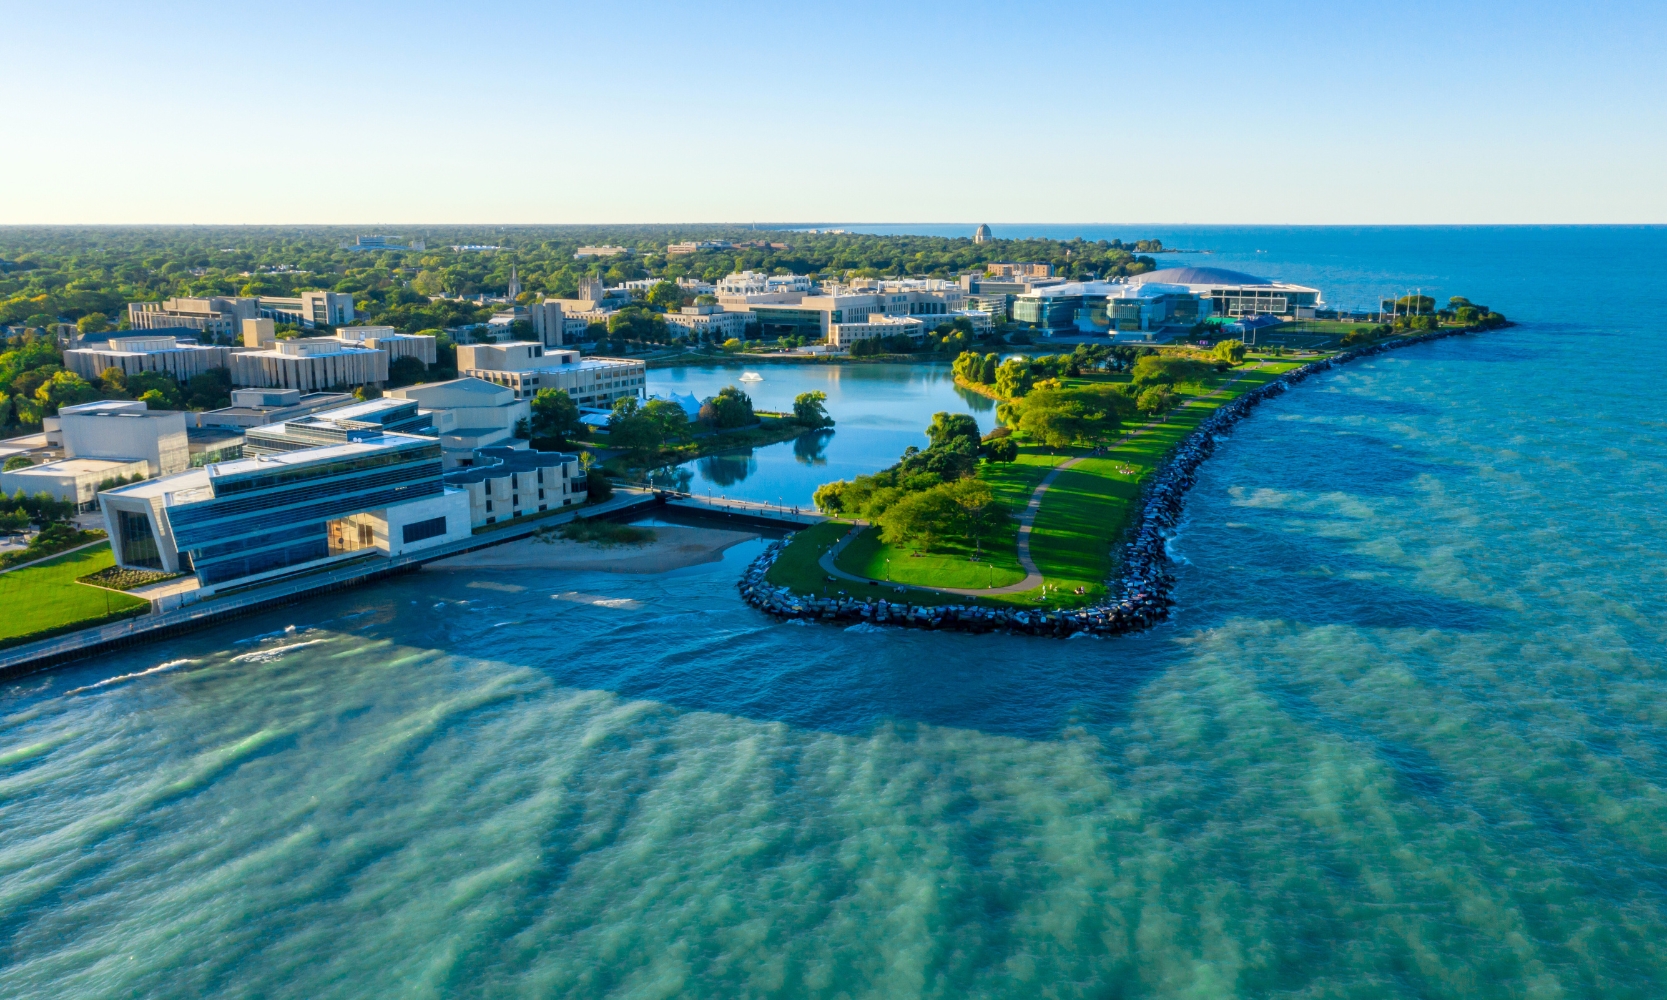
top-left (2, 400), bottom-right (190, 508)
top-left (334, 326), bottom-right (438, 366)
top-left (442, 446), bottom-right (586, 526)
top-left (257, 291), bottom-right (356, 328)
top-left (717, 271), bottom-right (813, 297)
top-left (231, 337), bottom-right (388, 390)
top-left (828, 315), bottom-right (928, 348)
top-left (192, 388), bottom-right (357, 429)
top-left (663, 304), bottom-right (751, 341)
top-left (387, 378), bottom-right (530, 468)
top-left (457, 342), bottom-right (646, 408)
top-left (63, 335), bottom-right (234, 382)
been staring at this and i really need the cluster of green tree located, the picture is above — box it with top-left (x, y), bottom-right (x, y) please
top-left (95, 366), bottom-right (232, 411)
top-left (1340, 324), bottom-right (1395, 345)
top-left (999, 384), bottom-right (1140, 448)
top-left (1440, 297), bottom-right (1508, 329)
top-left (0, 226), bottom-right (1164, 339)
top-left (0, 489), bottom-right (80, 529)
top-left (813, 412), bottom-right (1010, 554)
top-left (952, 346), bottom-right (1099, 397)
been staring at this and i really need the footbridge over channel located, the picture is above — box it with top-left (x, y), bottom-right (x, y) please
top-left (621, 485), bottom-right (827, 530)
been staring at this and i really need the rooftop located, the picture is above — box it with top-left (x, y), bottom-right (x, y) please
top-left (1130, 267), bottom-right (1275, 287)
top-left (7, 458), bottom-right (138, 477)
top-left (442, 446), bottom-right (578, 485)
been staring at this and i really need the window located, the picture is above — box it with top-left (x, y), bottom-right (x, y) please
top-left (485, 499), bottom-right (493, 512)
top-left (538, 489), bottom-right (544, 499)
top-left (512, 494), bottom-right (518, 506)
top-left (402, 516), bottom-right (447, 544)
top-left (536, 470), bottom-right (543, 483)
top-left (511, 474), bottom-right (518, 489)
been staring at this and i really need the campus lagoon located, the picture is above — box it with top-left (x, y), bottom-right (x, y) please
top-left (5, 227), bottom-right (1667, 997)
top-left (643, 362), bottom-right (998, 506)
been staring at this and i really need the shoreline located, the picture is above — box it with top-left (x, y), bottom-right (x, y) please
top-left (427, 524), bottom-right (761, 574)
top-left (737, 326), bottom-right (1485, 637)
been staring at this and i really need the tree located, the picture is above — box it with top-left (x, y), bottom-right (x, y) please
top-left (702, 385), bottom-right (755, 428)
top-left (643, 398), bottom-right (690, 440)
top-left (1137, 385), bottom-right (1177, 417)
top-left (1133, 355), bottom-right (1213, 386)
top-left (979, 353), bottom-right (998, 384)
top-left (792, 390), bottom-right (833, 427)
top-left (609, 413), bottom-right (663, 457)
top-left (646, 281), bottom-right (683, 311)
top-left (945, 478), bottom-right (1001, 558)
top-left (1018, 394), bottom-right (1087, 449)
top-left (530, 387), bottom-right (581, 446)
top-left (388, 355), bottom-right (427, 387)
top-left (982, 436), bottom-right (1019, 463)
top-left (76, 313), bottom-right (110, 335)
top-left (1213, 339), bottom-right (1246, 364)
top-left (926, 411), bottom-right (981, 451)
top-left (34, 371), bottom-right (100, 413)
top-left (994, 357), bottom-right (1033, 398)
top-left (878, 485), bottom-right (957, 552)
top-left (2, 455), bottom-right (32, 472)
top-left (183, 367), bottom-right (232, 409)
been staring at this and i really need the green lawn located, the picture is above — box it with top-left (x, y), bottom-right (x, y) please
top-left (0, 543), bottom-right (149, 648)
top-left (763, 521), bottom-right (849, 594)
top-left (763, 358), bottom-right (1315, 608)
top-left (837, 524), bottom-right (1027, 590)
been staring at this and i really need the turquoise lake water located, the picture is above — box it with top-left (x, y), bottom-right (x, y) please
top-left (3, 227), bottom-right (1666, 997)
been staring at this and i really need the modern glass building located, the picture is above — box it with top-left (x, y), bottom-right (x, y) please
top-left (99, 431), bottom-right (470, 590)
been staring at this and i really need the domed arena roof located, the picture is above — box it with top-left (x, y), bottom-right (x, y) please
top-left (1129, 266), bottom-right (1272, 286)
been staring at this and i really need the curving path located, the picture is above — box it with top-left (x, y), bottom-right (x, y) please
top-left (816, 363), bottom-right (1267, 597)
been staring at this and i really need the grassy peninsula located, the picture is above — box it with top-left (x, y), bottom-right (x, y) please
top-left (766, 343), bottom-right (1316, 608)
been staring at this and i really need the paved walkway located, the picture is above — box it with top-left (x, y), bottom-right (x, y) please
top-left (812, 363), bottom-right (1269, 597)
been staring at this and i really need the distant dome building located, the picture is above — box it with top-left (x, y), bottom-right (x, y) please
top-left (973, 224), bottom-right (992, 244)
top-left (1129, 266), bottom-right (1322, 317)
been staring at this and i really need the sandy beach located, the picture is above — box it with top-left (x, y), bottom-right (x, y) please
top-left (425, 524), bottom-right (761, 574)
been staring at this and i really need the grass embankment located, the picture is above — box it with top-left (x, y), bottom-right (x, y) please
top-left (0, 543), bottom-right (149, 649)
top-left (780, 355), bottom-right (1310, 609)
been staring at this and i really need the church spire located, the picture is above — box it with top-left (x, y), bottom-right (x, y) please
top-left (507, 263), bottom-right (521, 301)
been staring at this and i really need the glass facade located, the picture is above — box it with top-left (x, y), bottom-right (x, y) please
top-left (165, 438), bottom-right (443, 586)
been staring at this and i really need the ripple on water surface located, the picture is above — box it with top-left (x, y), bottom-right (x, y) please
top-left (4, 313), bottom-right (1667, 996)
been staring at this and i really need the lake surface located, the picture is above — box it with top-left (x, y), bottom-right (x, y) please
top-left (4, 227), bottom-right (1667, 998)
top-left (645, 363), bottom-right (996, 505)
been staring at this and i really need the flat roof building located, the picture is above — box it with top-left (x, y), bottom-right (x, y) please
top-left (63, 334), bottom-right (234, 383)
top-left (443, 446), bottom-right (585, 526)
top-left (456, 342), bottom-right (646, 409)
top-left (334, 326), bottom-right (438, 366)
top-left (230, 337), bottom-right (388, 390)
top-left (191, 388), bottom-right (357, 430)
top-left (243, 397), bottom-right (434, 457)
top-left (2, 400), bottom-right (189, 508)
top-left (387, 378), bottom-right (530, 468)
top-left (99, 431), bottom-right (469, 590)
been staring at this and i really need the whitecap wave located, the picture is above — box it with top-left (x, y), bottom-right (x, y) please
top-left (65, 658), bottom-right (197, 696)
top-left (230, 639), bottom-right (328, 663)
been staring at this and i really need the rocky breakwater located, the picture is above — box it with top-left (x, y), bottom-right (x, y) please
top-left (739, 328), bottom-right (1474, 638)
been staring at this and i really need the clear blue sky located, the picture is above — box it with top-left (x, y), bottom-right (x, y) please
top-left (3, 0), bottom-right (1663, 224)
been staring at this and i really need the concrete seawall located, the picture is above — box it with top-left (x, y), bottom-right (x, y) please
top-left (739, 328), bottom-right (1479, 637)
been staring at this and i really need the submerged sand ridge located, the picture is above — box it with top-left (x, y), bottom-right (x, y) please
top-left (426, 524), bottom-right (761, 575)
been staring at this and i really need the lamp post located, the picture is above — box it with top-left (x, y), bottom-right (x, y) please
top-left (885, 558), bottom-right (891, 582)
